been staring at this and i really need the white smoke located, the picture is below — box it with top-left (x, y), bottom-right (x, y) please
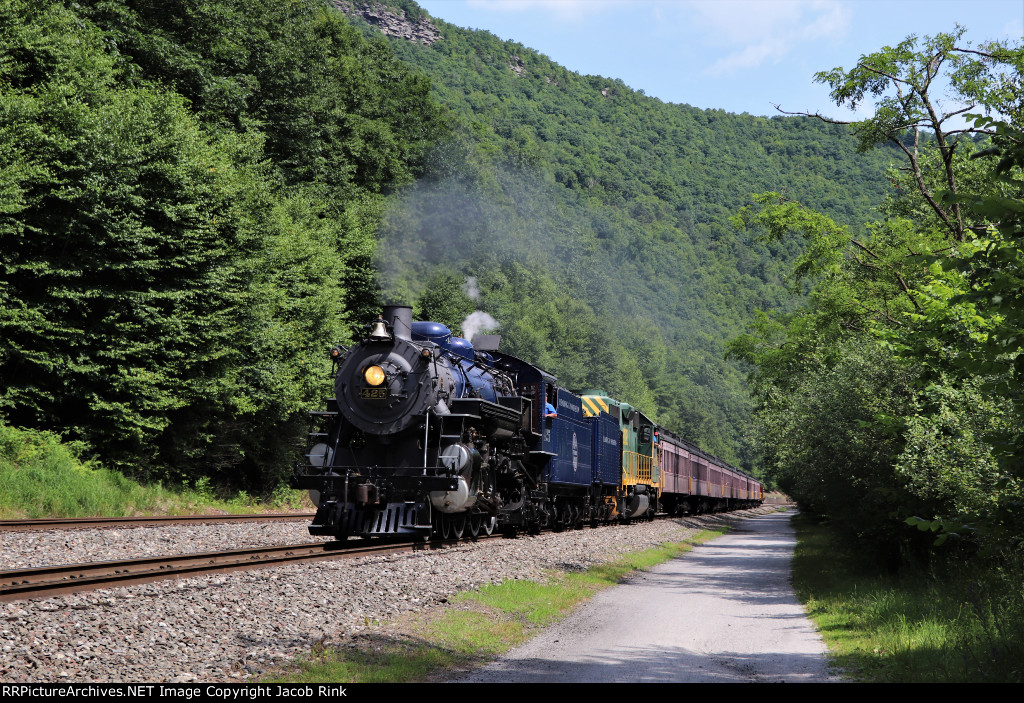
top-left (460, 277), bottom-right (498, 342)
top-left (461, 311), bottom-right (499, 342)
top-left (462, 276), bottom-right (481, 302)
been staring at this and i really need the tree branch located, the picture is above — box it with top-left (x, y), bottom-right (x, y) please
top-left (849, 238), bottom-right (882, 260)
top-left (953, 46), bottom-right (1003, 59)
top-left (851, 254), bottom-right (883, 272)
top-left (887, 135), bottom-right (961, 240)
top-left (771, 105), bottom-right (852, 125)
top-left (844, 299), bottom-right (902, 326)
top-left (940, 103), bottom-right (979, 122)
top-left (946, 128), bottom-right (997, 137)
top-left (855, 62), bottom-right (911, 86)
top-left (848, 239), bottom-right (922, 313)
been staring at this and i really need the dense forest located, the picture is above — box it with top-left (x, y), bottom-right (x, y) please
top-left (6, 0), bottom-right (1009, 541)
top-left (339, 1), bottom-right (898, 469)
top-left (0, 0), bottom-right (447, 486)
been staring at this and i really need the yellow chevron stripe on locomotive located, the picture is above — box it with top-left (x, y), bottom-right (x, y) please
top-left (580, 395), bottom-right (610, 417)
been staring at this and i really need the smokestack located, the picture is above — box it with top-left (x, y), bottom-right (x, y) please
top-left (382, 304), bottom-right (412, 341)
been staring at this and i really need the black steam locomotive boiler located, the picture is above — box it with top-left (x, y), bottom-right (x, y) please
top-left (290, 305), bottom-right (540, 540)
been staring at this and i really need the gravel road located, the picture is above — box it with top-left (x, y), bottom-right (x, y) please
top-left (450, 510), bottom-right (837, 683)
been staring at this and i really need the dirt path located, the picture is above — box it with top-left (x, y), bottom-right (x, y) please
top-left (449, 511), bottom-right (838, 683)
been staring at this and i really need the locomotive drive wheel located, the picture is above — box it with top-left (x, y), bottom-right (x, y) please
top-left (451, 513), bottom-right (466, 539)
top-left (438, 513), bottom-right (452, 540)
top-left (468, 513), bottom-right (481, 538)
top-left (483, 515), bottom-right (496, 536)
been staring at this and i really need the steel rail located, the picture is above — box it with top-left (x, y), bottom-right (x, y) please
top-left (0, 540), bottom-right (427, 602)
top-left (0, 532), bottom-right (503, 603)
top-left (1, 510), bottom-right (768, 603)
top-left (0, 513), bottom-right (316, 531)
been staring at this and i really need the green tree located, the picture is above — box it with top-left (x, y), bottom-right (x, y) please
top-left (415, 268), bottom-right (475, 332)
top-left (0, 1), bottom-right (249, 470)
top-left (0, 1), bottom-right (450, 488)
top-left (733, 29), bottom-right (1024, 556)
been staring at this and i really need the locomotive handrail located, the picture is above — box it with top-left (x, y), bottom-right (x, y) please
top-left (622, 450), bottom-right (652, 485)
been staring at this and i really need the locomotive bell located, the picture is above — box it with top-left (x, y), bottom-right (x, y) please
top-left (368, 315), bottom-right (392, 341)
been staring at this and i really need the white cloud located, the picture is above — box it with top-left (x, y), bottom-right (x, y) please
top-left (709, 40), bottom-right (788, 75)
top-left (686, 0), bottom-right (852, 75)
top-left (995, 15), bottom-right (1024, 42)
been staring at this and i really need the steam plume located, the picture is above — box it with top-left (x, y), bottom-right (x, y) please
top-left (462, 276), bottom-right (481, 301)
top-left (461, 311), bottom-right (499, 342)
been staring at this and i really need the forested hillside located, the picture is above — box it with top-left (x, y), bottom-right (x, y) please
top-left (337, 1), bottom-right (897, 468)
top-left (2, 0), bottom-right (899, 489)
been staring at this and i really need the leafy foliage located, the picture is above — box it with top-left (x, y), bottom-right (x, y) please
top-left (348, 3), bottom-right (897, 467)
top-left (0, 0), bottom-right (447, 488)
top-left (730, 29), bottom-right (1024, 559)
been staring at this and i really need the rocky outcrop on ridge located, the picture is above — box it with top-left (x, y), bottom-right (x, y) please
top-left (332, 1), bottom-right (442, 45)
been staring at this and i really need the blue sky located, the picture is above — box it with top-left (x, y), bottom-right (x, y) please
top-left (415, 0), bottom-right (1022, 120)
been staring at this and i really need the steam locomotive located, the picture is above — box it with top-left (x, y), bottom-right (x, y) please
top-left (290, 306), bottom-right (763, 540)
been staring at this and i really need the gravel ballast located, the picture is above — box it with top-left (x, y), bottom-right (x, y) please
top-left (0, 510), bottom-right (770, 682)
top-left (0, 521), bottom-right (331, 570)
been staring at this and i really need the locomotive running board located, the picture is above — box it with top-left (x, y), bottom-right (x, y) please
top-left (448, 398), bottom-right (522, 424)
top-left (291, 471), bottom-right (457, 493)
top-left (448, 398), bottom-right (522, 438)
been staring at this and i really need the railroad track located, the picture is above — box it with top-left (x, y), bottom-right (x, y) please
top-left (0, 510), bottom-right (770, 603)
top-left (0, 536), bottom-right (468, 603)
top-left (0, 513), bottom-right (316, 531)
top-left (0, 512), bottom-right (695, 602)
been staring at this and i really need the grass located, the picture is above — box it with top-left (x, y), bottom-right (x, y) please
top-left (271, 527), bottom-right (730, 683)
top-left (0, 423), bottom-right (309, 518)
top-left (792, 514), bottom-right (1024, 682)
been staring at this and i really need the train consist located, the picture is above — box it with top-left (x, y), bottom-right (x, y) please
top-left (290, 305), bottom-right (763, 540)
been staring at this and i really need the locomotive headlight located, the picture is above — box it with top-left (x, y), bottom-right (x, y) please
top-left (364, 365), bottom-right (386, 386)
